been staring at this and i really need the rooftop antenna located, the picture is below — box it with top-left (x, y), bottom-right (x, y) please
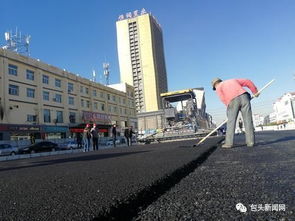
top-left (2, 28), bottom-right (31, 56)
top-left (92, 69), bottom-right (96, 82)
top-left (103, 62), bottom-right (110, 85)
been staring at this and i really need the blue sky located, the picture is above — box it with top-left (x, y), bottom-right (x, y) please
top-left (1, 0), bottom-right (295, 123)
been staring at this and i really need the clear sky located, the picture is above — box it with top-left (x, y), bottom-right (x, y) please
top-left (1, 0), bottom-right (294, 123)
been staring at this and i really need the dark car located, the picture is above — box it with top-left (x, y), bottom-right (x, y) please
top-left (0, 144), bottom-right (18, 156)
top-left (19, 141), bottom-right (58, 154)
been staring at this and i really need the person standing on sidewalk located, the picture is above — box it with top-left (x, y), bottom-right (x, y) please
top-left (124, 127), bottom-right (130, 146)
top-left (83, 124), bottom-right (91, 152)
top-left (112, 124), bottom-right (117, 147)
top-left (129, 126), bottom-right (136, 146)
top-left (91, 124), bottom-right (99, 151)
top-left (211, 78), bottom-right (259, 148)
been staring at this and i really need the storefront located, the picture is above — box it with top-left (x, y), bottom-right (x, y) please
top-left (0, 124), bottom-right (41, 141)
top-left (42, 125), bottom-right (68, 139)
top-left (69, 111), bottom-right (112, 137)
top-left (0, 124), bottom-right (69, 140)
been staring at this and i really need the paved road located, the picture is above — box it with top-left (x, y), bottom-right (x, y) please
top-left (1, 131), bottom-right (294, 221)
top-left (0, 137), bottom-right (223, 221)
top-left (137, 130), bottom-right (295, 220)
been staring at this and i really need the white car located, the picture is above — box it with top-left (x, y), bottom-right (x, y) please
top-left (106, 138), bottom-right (120, 146)
top-left (0, 144), bottom-right (18, 156)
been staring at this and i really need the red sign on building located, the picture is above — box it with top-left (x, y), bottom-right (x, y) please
top-left (82, 111), bottom-right (111, 124)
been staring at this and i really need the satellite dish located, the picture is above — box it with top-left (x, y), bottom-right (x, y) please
top-left (4, 32), bottom-right (10, 41)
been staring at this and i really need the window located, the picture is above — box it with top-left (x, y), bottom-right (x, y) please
top-left (43, 75), bottom-right (49, 84)
top-left (80, 86), bottom-right (83, 93)
top-left (54, 94), bottom-right (62, 103)
top-left (119, 97), bottom-right (121, 104)
top-left (108, 105), bottom-right (112, 112)
top-left (101, 103), bottom-right (105, 111)
top-left (56, 111), bottom-right (63, 123)
top-left (86, 100), bottom-right (90, 108)
top-left (8, 84), bottom-right (19, 95)
top-left (43, 91), bottom-right (49, 101)
top-left (81, 99), bottom-right (84, 107)
top-left (8, 64), bottom-right (17, 76)
top-left (107, 94), bottom-right (111, 100)
top-left (93, 90), bottom-right (97, 97)
top-left (100, 92), bottom-right (104, 98)
top-left (55, 79), bottom-right (61, 87)
top-left (85, 88), bottom-right (89, 94)
top-left (68, 82), bottom-right (74, 92)
top-left (27, 88), bottom-right (35, 98)
top-left (94, 102), bottom-right (98, 110)
top-left (69, 96), bottom-right (74, 105)
top-left (112, 95), bottom-right (116, 102)
top-left (69, 112), bottom-right (76, 123)
top-left (27, 114), bottom-right (36, 122)
top-left (26, 70), bottom-right (34, 80)
top-left (44, 109), bottom-right (51, 123)
top-left (123, 98), bottom-right (126, 105)
top-left (113, 106), bottom-right (117, 113)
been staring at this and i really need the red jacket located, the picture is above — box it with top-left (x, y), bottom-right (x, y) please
top-left (216, 79), bottom-right (258, 106)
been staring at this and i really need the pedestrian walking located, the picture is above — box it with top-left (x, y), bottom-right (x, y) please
top-left (129, 126), bottom-right (136, 146)
top-left (83, 124), bottom-right (91, 152)
top-left (112, 124), bottom-right (117, 147)
top-left (91, 124), bottom-right (99, 151)
top-left (238, 118), bottom-right (243, 134)
top-left (211, 78), bottom-right (259, 148)
top-left (124, 127), bottom-right (130, 146)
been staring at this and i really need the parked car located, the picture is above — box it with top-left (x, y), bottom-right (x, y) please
top-left (19, 141), bottom-right (58, 154)
top-left (58, 141), bottom-right (80, 150)
top-left (106, 138), bottom-right (120, 146)
top-left (0, 144), bottom-right (18, 156)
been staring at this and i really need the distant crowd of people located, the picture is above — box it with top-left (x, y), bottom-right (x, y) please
top-left (76, 124), bottom-right (137, 152)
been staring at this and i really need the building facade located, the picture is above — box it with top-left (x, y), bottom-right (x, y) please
top-left (0, 48), bottom-right (136, 140)
top-left (116, 9), bottom-right (168, 113)
top-left (272, 92), bottom-right (295, 123)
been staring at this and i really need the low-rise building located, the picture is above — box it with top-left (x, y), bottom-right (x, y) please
top-left (0, 48), bottom-right (136, 140)
top-left (273, 92), bottom-right (295, 123)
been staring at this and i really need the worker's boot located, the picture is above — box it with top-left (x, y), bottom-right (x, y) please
top-left (221, 144), bottom-right (233, 148)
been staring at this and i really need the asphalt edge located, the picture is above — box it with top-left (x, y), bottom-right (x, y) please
top-left (94, 138), bottom-right (224, 221)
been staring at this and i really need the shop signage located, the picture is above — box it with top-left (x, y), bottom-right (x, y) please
top-left (82, 111), bottom-right (111, 123)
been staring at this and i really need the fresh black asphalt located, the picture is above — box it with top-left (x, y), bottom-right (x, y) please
top-left (1, 131), bottom-right (294, 221)
top-left (137, 130), bottom-right (295, 220)
top-left (0, 137), bottom-right (222, 221)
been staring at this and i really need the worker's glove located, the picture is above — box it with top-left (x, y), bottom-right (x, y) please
top-left (253, 92), bottom-right (260, 98)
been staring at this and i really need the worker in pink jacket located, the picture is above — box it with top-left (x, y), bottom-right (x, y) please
top-left (211, 78), bottom-right (259, 148)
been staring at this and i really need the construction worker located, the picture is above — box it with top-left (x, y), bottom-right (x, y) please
top-left (211, 78), bottom-right (259, 148)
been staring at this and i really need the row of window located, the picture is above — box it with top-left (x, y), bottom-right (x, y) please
top-left (9, 83), bottom-right (135, 107)
top-left (43, 109), bottom-right (65, 123)
top-left (29, 107), bottom-right (134, 124)
top-left (9, 64), bottom-right (117, 100)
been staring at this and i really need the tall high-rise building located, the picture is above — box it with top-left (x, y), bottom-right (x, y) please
top-left (116, 9), bottom-right (168, 113)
